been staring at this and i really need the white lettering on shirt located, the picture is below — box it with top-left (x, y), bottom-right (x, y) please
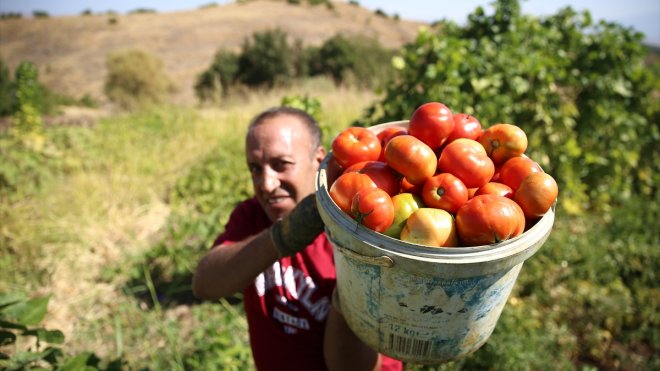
top-left (254, 261), bottom-right (331, 323)
top-left (273, 307), bottom-right (310, 330)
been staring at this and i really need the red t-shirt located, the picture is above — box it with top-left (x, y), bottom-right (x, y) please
top-left (214, 197), bottom-right (402, 371)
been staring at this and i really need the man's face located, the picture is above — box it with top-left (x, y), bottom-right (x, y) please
top-left (246, 114), bottom-right (326, 222)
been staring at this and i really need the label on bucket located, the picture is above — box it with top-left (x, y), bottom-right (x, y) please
top-left (335, 249), bottom-right (523, 363)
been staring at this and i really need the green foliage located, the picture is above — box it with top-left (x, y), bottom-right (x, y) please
top-left (0, 292), bottom-right (124, 370)
top-left (104, 49), bottom-right (176, 110)
top-left (281, 94), bottom-right (323, 122)
top-left (32, 10), bottom-right (49, 18)
top-left (12, 62), bottom-right (43, 134)
top-left (309, 34), bottom-right (395, 88)
top-left (356, 0), bottom-right (659, 215)
top-left (237, 28), bottom-right (294, 88)
top-left (194, 49), bottom-right (239, 103)
top-left (0, 59), bottom-right (12, 116)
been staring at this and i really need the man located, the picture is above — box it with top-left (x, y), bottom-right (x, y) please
top-left (192, 107), bottom-right (402, 371)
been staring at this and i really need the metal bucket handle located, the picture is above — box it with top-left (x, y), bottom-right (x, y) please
top-left (334, 245), bottom-right (394, 268)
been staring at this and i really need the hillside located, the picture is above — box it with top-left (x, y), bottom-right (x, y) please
top-left (0, 1), bottom-right (427, 105)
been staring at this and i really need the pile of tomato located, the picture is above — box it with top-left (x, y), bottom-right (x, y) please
top-left (328, 101), bottom-right (558, 248)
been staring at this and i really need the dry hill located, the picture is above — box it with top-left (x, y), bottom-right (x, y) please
top-left (0, 1), bottom-right (427, 105)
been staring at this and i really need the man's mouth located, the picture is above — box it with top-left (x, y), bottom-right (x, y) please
top-left (267, 196), bottom-right (289, 205)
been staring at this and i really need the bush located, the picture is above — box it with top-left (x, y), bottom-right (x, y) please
top-left (0, 59), bottom-right (13, 116)
top-left (104, 49), bottom-right (176, 110)
top-left (356, 0), bottom-right (659, 214)
top-left (194, 50), bottom-right (239, 103)
top-left (236, 28), bottom-right (294, 88)
top-left (309, 34), bottom-right (395, 88)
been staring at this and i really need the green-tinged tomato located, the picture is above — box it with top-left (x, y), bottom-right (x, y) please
top-left (382, 193), bottom-right (424, 238)
top-left (400, 208), bottom-right (457, 248)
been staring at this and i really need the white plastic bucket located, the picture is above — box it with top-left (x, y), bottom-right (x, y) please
top-left (315, 121), bottom-right (555, 364)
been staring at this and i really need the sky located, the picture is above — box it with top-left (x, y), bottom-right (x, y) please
top-left (1, 0), bottom-right (658, 46)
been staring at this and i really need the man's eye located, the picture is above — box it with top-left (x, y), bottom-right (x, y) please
top-left (248, 165), bottom-right (261, 174)
top-left (274, 161), bottom-right (294, 171)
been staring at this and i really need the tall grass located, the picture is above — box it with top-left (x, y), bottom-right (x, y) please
top-left (1, 81), bottom-right (376, 367)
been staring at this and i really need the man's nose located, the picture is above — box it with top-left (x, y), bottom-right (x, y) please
top-left (260, 167), bottom-right (280, 193)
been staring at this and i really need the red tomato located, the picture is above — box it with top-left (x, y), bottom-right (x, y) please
top-left (329, 172), bottom-right (377, 213)
top-left (475, 182), bottom-right (514, 199)
top-left (514, 172), bottom-right (558, 219)
top-left (400, 177), bottom-right (424, 195)
top-left (400, 208), bottom-right (458, 248)
top-left (382, 193), bottom-right (424, 238)
top-left (408, 102), bottom-right (454, 151)
top-left (438, 139), bottom-right (494, 189)
top-left (478, 123), bottom-right (528, 164)
top-left (385, 135), bottom-right (437, 186)
top-left (331, 127), bottom-right (381, 168)
top-left (467, 187), bottom-right (479, 199)
top-left (351, 188), bottom-right (395, 233)
top-left (446, 113), bottom-right (482, 143)
top-left (376, 126), bottom-right (407, 161)
top-left (421, 173), bottom-right (468, 214)
top-left (498, 156), bottom-right (543, 191)
top-left (456, 194), bottom-right (525, 246)
top-left (344, 161), bottom-right (400, 197)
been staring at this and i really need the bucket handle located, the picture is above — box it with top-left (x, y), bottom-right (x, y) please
top-left (336, 245), bottom-right (394, 268)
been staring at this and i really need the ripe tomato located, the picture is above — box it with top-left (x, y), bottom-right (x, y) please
top-left (331, 127), bottom-right (381, 168)
top-left (514, 172), bottom-right (558, 219)
top-left (498, 156), bottom-right (543, 191)
top-left (408, 102), bottom-right (454, 151)
top-left (400, 177), bottom-right (424, 195)
top-left (475, 182), bottom-right (514, 199)
top-left (478, 123), bottom-right (528, 164)
top-left (456, 194), bottom-right (525, 246)
top-left (329, 172), bottom-right (377, 213)
top-left (385, 135), bottom-right (437, 186)
top-left (376, 126), bottom-right (407, 161)
top-left (400, 208), bottom-right (458, 248)
top-left (382, 193), bottom-right (424, 238)
top-left (438, 138), bottom-right (494, 189)
top-left (421, 173), bottom-right (468, 214)
top-left (351, 188), bottom-right (394, 233)
top-left (344, 161), bottom-right (400, 197)
top-left (446, 113), bottom-right (482, 143)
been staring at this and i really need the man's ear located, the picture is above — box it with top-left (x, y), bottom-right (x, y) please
top-left (314, 146), bottom-right (327, 165)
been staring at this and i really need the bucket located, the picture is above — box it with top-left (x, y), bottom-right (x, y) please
top-left (315, 120), bottom-right (555, 364)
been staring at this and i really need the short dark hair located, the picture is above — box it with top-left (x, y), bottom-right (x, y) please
top-left (248, 106), bottom-right (322, 152)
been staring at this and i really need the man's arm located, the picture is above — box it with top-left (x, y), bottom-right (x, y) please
top-left (324, 305), bottom-right (382, 371)
top-left (192, 229), bottom-right (279, 300)
top-left (193, 193), bottom-right (324, 300)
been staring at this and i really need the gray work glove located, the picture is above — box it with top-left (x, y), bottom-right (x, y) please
top-left (270, 193), bottom-right (325, 257)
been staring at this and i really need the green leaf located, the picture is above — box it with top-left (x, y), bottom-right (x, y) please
top-left (0, 292), bottom-right (26, 309)
top-left (57, 352), bottom-right (95, 370)
top-left (37, 329), bottom-right (65, 344)
top-left (3, 295), bottom-right (50, 326)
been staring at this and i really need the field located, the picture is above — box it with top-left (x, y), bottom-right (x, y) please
top-left (1, 1), bottom-right (659, 369)
top-left (2, 78), bottom-right (658, 369)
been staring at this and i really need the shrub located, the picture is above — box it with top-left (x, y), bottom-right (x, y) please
top-left (12, 62), bottom-right (44, 134)
top-left (32, 10), bottom-right (49, 18)
top-left (310, 34), bottom-right (395, 88)
top-left (194, 50), bottom-right (239, 103)
top-left (236, 28), bottom-right (294, 88)
top-left (0, 59), bottom-right (13, 116)
top-left (104, 49), bottom-right (176, 110)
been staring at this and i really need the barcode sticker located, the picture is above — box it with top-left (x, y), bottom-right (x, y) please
top-left (387, 332), bottom-right (432, 357)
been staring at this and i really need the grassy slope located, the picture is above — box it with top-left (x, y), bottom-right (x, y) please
top-left (0, 1), bottom-right (425, 105)
top-left (0, 80), bottom-right (376, 367)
